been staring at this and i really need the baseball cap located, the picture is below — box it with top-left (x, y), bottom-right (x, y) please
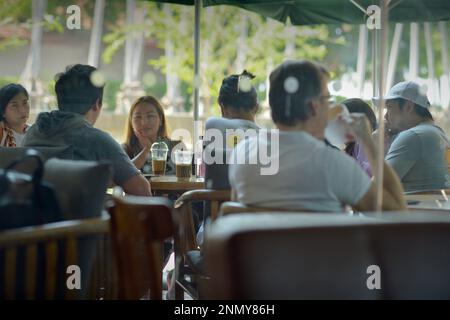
top-left (372, 81), bottom-right (430, 109)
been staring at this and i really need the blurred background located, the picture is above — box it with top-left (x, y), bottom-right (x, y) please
top-left (0, 0), bottom-right (449, 143)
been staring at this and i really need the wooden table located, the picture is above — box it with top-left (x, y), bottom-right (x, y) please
top-left (406, 194), bottom-right (450, 211)
top-left (144, 174), bottom-right (205, 195)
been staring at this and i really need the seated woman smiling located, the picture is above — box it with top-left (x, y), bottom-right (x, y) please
top-left (122, 96), bottom-right (181, 175)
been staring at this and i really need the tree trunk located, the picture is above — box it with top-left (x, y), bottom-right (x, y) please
top-left (284, 24), bottom-right (295, 59)
top-left (409, 23), bottom-right (419, 80)
top-left (439, 22), bottom-right (450, 110)
top-left (424, 22), bottom-right (438, 105)
top-left (116, 0), bottom-right (146, 114)
top-left (87, 0), bottom-right (105, 67)
top-left (21, 0), bottom-right (47, 110)
top-left (163, 4), bottom-right (182, 113)
top-left (386, 23), bottom-right (403, 91)
top-left (356, 24), bottom-right (368, 97)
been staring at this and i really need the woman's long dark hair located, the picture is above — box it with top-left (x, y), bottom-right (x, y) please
top-left (123, 96), bottom-right (169, 157)
top-left (0, 83), bottom-right (29, 122)
top-left (343, 98), bottom-right (377, 155)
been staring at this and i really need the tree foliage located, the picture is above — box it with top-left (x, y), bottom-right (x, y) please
top-left (102, 2), bottom-right (341, 112)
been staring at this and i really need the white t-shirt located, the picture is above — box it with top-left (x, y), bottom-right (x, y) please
top-left (229, 130), bottom-right (372, 212)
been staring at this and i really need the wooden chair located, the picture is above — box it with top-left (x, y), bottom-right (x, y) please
top-left (0, 217), bottom-right (110, 300)
top-left (204, 213), bottom-right (450, 299)
top-left (108, 195), bottom-right (174, 300)
top-left (172, 189), bottom-right (231, 299)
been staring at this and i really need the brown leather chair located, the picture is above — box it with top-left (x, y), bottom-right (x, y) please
top-left (0, 217), bottom-right (110, 300)
top-left (43, 158), bottom-right (112, 220)
top-left (0, 146), bottom-right (73, 173)
top-left (204, 213), bottom-right (450, 299)
top-left (108, 195), bottom-right (174, 300)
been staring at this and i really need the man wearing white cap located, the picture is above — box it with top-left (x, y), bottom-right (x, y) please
top-left (378, 81), bottom-right (449, 192)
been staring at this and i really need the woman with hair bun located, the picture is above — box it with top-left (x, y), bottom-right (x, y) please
top-left (198, 70), bottom-right (261, 245)
top-left (204, 70), bottom-right (261, 189)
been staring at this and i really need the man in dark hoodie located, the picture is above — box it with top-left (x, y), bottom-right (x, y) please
top-left (23, 64), bottom-right (151, 196)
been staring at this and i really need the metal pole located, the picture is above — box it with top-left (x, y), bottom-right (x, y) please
top-left (357, 24), bottom-right (368, 97)
top-left (194, 0), bottom-right (201, 123)
top-left (375, 0), bottom-right (389, 214)
top-left (193, 0), bottom-right (201, 155)
top-left (372, 26), bottom-right (378, 98)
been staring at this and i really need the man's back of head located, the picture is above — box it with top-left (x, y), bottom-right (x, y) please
top-left (55, 64), bottom-right (104, 115)
top-left (269, 59), bottom-right (329, 127)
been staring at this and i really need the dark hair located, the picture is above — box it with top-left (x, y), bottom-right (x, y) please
top-left (54, 64), bottom-right (104, 114)
top-left (0, 83), bottom-right (29, 122)
top-left (342, 98), bottom-right (377, 131)
top-left (218, 70), bottom-right (257, 111)
top-left (394, 98), bottom-right (433, 121)
top-left (269, 60), bottom-right (329, 126)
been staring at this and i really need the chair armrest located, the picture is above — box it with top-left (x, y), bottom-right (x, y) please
top-left (174, 189), bottom-right (231, 209)
top-left (219, 201), bottom-right (312, 217)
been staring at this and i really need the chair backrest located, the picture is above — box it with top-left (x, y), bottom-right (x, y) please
top-left (0, 217), bottom-right (110, 300)
top-left (0, 146), bottom-right (74, 173)
top-left (204, 148), bottom-right (231, 190)
top-left (43, 159), bottom-right (112, 220)
top-left (108, 195), bottom-right (173, 300)
top-left (204, 213), bottom-right (450, 299)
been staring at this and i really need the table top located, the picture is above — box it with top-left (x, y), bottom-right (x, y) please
top-left (405, 194), bottom-right (450, 211)
top-left (145, 174), bottom-right (205, 193)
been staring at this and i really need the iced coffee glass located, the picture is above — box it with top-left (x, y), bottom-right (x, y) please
top-left (174, 150), bottom-right (193, 180)
top-left (150, 141), bottom-right (169, 175)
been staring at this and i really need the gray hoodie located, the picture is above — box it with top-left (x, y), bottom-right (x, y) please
top-left (23, 110), bottom-right (139, 185)
top-left (23, 111), bottom-right (90, 147)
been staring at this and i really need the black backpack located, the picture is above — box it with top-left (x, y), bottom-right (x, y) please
top-left (0, 149), bottom-right (61, 230)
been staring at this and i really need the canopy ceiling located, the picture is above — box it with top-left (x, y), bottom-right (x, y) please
top-left (148, 0), bottom-right (450, 25)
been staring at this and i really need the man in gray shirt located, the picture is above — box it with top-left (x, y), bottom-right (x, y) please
top-left (379, 81), bottom-right (449, 192)
top-left (23, 64), bottom-right (151, 196)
